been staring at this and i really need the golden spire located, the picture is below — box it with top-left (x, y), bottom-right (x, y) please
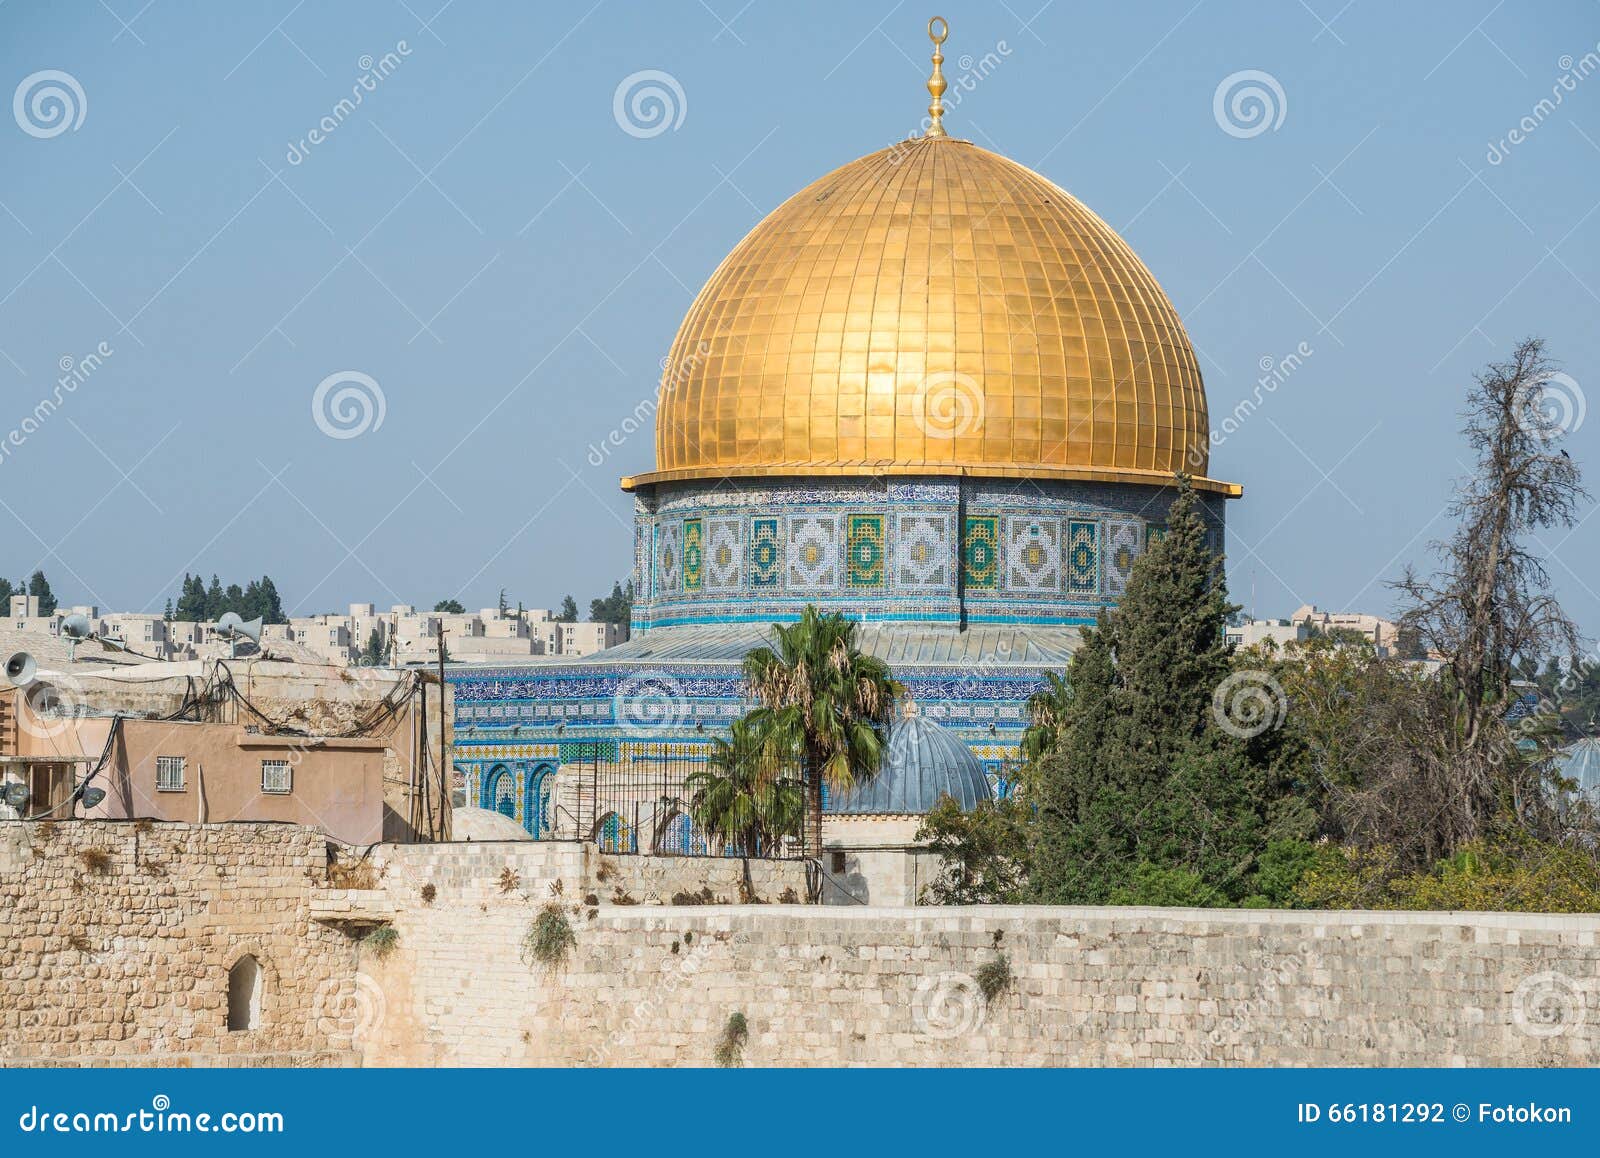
top-left (925, 16), bottom-right (949, 138)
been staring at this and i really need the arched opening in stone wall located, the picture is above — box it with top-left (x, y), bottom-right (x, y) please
top-left (594, 810), bottom-right (634, 854)
top-left (227, 955), bottom-right (263, 1031)
top-left (655, 810), bottom-right (706, 856)
top-left (525, 765), bottom-right (555, 838)
top-left (489, 766), bottom-right (515, 820)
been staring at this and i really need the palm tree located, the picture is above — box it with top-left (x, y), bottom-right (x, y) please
top-left (684, 714), bottom-right (804, 857)
top-left (1021, 671), bottom-right (1072, 765)
top-left (742, 606), bottom-right (902, 856)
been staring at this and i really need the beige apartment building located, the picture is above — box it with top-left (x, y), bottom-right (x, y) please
top-left (1225, 618), bottom-right (1310, 651)
top-left (1290, 604), bottom-right (1403, 654)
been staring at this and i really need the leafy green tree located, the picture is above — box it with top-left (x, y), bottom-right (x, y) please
top-left (162, 599), bottom-right (174, 622)
top-left (917, 792), bottom-right (1033, 904)
top-left (556, 595), bottom-right (578, 623)
top-left (589, 580), bottom-right (633, 626)
top-left (0, 576), bottom-right (12, 616)
top-left (1029, 479), bottom-right (1293, 905)
top-left (433, 599), bottom-right (465, 614)
top-left (1304, 624), bottom-right (1375, 649)
top-left (742, 606), bottom-right (901, 856)
top-left (27, 570), bottom-right (56, 615)
top-left (361, 628), bottom-right (385, 666)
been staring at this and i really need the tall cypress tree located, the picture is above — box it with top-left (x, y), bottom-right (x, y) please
top-left (175, 574), bottom-right (207, 621)
top-left (257, 576), bottom-right (285, 624)
top-left (204, 575), bottom-right (225, 620)
top-left (27, 570), bottom-right (57, 615)
top-left (1029, 480), bottom-right (1274, 904)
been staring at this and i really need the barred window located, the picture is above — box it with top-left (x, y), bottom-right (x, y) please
top-left (261, 760), bottom-right (292, 795)
top-left (156, 756), bottom-right (185, 791)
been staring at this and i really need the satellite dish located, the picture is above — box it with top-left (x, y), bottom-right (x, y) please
top-left (60, 614), bottom-right (91, 639)
top-left (215, 613), bottom-right (263, 657)
top-left (1, 782), bottom-right (29, 808)
top-left (4, 651), bottom-right (36, 688)
top-left (79, 787), bottom-right (106, 809)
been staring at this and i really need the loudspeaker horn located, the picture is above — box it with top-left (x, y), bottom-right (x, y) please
top-left (59, 613), bottom-right (92, 639)
top-left (4, 651), bottom-right (36, 688)
top-left (215, 612), bottom-right (263, 643)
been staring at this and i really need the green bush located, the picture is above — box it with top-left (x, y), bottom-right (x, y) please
top-left (523, 905), bottom-right (577, 972)
top-left (1294, 837), bottom-right (1600, 913)
top-left (713, 1012), bottom-right (749, 1068)
top-left (362, 924), bottom-right (399, 960)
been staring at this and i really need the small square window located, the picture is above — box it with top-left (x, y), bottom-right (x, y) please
top-left (156, 755), bottom-right (185, 792)
top-left (261, 760), bottom-right (292, 795)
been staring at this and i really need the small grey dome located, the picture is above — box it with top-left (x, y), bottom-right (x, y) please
top-left (450, 806), bottom-right (534, 841)
top-left (826, 715), bottom-right (993, 815)
top-left (1558, 738), bottom-right (1600, 804)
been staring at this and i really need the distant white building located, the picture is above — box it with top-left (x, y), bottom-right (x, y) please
top-left (1290, 604), bottom-right (1402, 655)
top-left (1226, 618), bottom-right (1309, 651)
top-left (4, 594), bottom-right (627, 667)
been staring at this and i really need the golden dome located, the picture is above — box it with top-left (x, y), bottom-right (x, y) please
top-left (624, 127), bottom-right (1236, 497)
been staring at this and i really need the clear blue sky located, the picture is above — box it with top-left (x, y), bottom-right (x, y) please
top-left (2, 1), bottom-right (1596, 635)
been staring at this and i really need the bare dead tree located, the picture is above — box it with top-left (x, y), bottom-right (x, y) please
top-left (1338, 338), bottom-right (1591, 866)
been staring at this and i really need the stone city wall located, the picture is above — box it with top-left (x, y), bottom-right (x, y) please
top-left (4, 822), bottom-right (1597, 1067)
top-left (0, 821), bottom-right (358, 1067)
top-left (374, 839), bottom-right (811, 907)
top-left (360, 901), bottom-right (1599, 1066)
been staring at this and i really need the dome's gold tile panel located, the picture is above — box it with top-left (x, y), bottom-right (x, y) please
top-left (635, 136), bottom-right (1236, 495)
